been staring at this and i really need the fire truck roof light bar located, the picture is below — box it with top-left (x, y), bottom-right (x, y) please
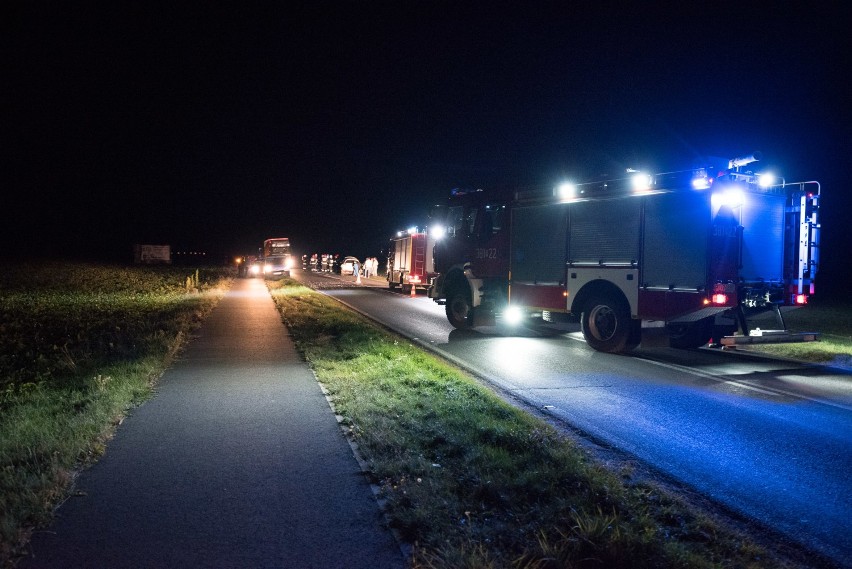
top-left (397, 226), bottom-right (425, 237)
top-left (520, 154), bottom-right (812, 204)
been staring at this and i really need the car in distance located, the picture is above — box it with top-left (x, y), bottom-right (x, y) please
top-left (247, 256), bottom-right (262, 277)
top-left (237, 255), bottom-right (262, 278)
top-left (337, 256), bottom-right (360, 276)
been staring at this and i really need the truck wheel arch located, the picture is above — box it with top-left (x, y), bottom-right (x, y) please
top-left (571, 280), bottom-right (627, 317)
top-left (572, 280), bottom-right (640, 353)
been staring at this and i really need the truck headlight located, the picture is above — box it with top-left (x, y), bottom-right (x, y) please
top-left (503, 306), bottom-right (523, 325)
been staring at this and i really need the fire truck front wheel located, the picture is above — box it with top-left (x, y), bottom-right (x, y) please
top-left (581, 295), bottom-right (639, 353)
top-left (446, 290), bottom-right (474, 329)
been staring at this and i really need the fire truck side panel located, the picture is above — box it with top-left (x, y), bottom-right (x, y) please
top-left (637, 289), bottom-right (671, 321)
top-left (740, 191), bottom-right (786, 284)
top-left (509, 191), bottom-right (736, 323)
top-left (565, 199), bottom-right (642, 316)
top-left (567, 268), bottom-right (639, 315)
top-left (389, 231), bottom-right (438, 289)
top-left (424, 234), bottom-right (437, 275)
top-left (638, 192), bottom-right (717, 320)
top-left (638, 290), bottom-right (712, 323)
top-left (388, 234), bottom-right (413, 286)
top-left (568, 199), bottom-right (640, 265)
top-left (510, 204), bottom-right (568, 285)
top-left (510, 283), bottom-right (566, 311)
top-left (642, 192), bottom-right (709, 292)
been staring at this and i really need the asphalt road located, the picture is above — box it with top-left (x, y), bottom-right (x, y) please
top-left (295, 269), bottom-right (852, 566)
top-left (22, 277), bottom-right (405, 569)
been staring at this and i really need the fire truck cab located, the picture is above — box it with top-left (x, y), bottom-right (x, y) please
top-left (430, 156), bottom-right (820, 352)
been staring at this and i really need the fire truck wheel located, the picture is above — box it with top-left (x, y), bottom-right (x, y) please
top-left (581, 295), bottom-right (636, 353)
top-left (446, 290), bottom-right (474, 329)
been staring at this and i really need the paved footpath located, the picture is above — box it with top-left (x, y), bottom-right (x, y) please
top-left (22, 277), bottom-right (406, 569)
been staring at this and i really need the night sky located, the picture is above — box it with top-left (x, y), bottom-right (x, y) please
top-left (4, 2), bottom-right (850, 293)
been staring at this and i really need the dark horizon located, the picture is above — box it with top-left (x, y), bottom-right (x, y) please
top-left (4, 3), bottom-right (849, 293)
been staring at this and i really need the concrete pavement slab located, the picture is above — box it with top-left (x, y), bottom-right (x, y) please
top-left (22, 277), bottom-right (405, 569)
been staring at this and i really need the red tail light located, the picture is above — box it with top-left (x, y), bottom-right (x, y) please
top-left (795, 294), bottom-right (808, 305)
top-left (711, 293), bottom-right (728, 305)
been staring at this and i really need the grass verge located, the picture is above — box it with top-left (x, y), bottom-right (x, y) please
top-left (740, 298), bottom-right (852, 365)
top-left (0, 262), bottom-right (230, 565)
top-left (268, 279), bottom-right (824, 569)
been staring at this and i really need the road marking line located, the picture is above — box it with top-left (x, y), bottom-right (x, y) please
top-left (636, 356), bottom-right (852, 412)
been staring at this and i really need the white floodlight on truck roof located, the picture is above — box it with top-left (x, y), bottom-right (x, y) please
top-left (711, 187), bottom-right (745, 211)
top-left (757, 172), bottom-right (779, 188)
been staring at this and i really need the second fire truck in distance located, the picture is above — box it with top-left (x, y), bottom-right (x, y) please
top-left (428, 154), bottom-right (820, 352)
top-left (387, 227), bottom-right (438, 294)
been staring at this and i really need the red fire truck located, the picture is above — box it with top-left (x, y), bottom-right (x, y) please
top-left (387, 227), bottom-right (438, 294)
top-left (429, 155), bottom-right (820, 352)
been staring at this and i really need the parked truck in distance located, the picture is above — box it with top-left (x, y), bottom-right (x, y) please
top-left (133, 244), bottom-right (171, 264)
top-left (262, 237), bottom-right (293, 279)
top-left (429, 154), bottom-right (820, 352)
